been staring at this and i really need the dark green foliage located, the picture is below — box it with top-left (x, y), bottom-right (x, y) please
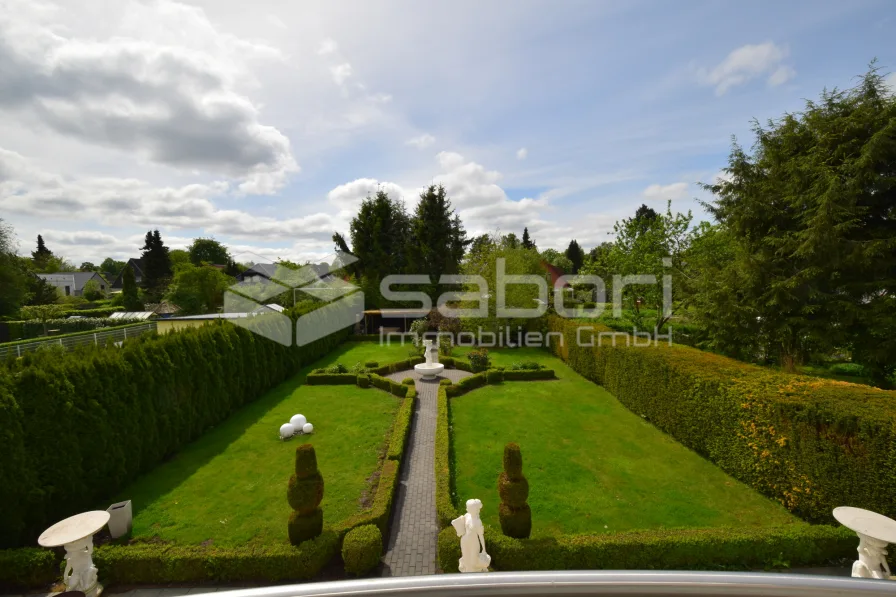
top-left (2, 316), bottom-right (142, 340)
top-left (305, 373), bottom-right (357, 385)
top-left (546, 316), bottom-right (896, 523)
top-left (498, 443), bottom-right (531, 539)
top-left (386, 391), bottom-right (415, 461)
top-left (440, 378), bottom-right (452, 386)
top-left (287, 444), bottom-right (324, 545)
top-left (140, 229), bottom-right (172, 301)
top-left (364, 361), bottom-right (378, 368)
top-left (435, 387), bottom-right (459, 526)
top-left (121, 264), bottom-right (142, 311)
top-left (502, 369), bottom-right (556, 381)
top-left (564, 239), bottom-right (584, 274)
top-left (90, 532), bottom-right (340, 583)
top-left (30, 235), bottom-right (52, 269)
top-left (829, 363), bottom-right (866, 377)
top-left (357, 374), bottom-right (371, 388)
top-left (445, 373), bottom-right (486, 397)
top-left (1, 223), bottom-right (32, 318)
top-left (509, 361), bottom-right (543, 370)
top-left (438, 524), bottom-right (853, 573)
top-left (402, 377), bottom-right (415, 385)
top-left (342, 524), bottom-right (382, 576)
top-left (0, 320), bottom-right (350, 548)
top-left (408, 184), bottom-right (469, 302)
top-left (521, 227), bottom-right (535, 250)
top-left (187, 237), bottom-right (231, 266)
top-left (468, 348), bottom-right (490, 372)
top-left (0, 548), bottom-right (58, 590)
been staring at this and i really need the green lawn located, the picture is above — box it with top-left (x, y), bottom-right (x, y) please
top-left (112, 341), bottom-right (413, 547)
top-left (450, 347), bottom-right (802, 537)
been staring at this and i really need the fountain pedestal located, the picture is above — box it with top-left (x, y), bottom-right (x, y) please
top-left (834, 506), bottom-right (896, 580)
top-left (39, 511), bottom-right (110, 597)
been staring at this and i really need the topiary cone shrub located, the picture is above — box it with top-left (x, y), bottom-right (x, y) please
top-left (287, 444), bottom-right (324, 545)
top-left (498, 442), bottom-right (531, 539)
top-left (342, 524), bottom-right (383, 576)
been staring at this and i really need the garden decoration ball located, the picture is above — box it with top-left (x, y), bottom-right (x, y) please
top-left (279, 423), bottom-right (295, 439)
top-left (290, 414), bottom-right (307, 428)
top-left (452, 498), bottom-right (490, 573)
top-left (303, 423), bottom-right (314, 434)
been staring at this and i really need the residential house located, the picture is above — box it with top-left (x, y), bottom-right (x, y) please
top-left (110, 258), bottom-right (145, 290)
top-left (36, 272), bottom-right (108, 297)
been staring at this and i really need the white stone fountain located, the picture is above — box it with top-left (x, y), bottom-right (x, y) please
top-left (39, 510), bottom-right (110, 597)
top-left (414, 338), bottom-right (444, 380)
top-left (834, 506), bottom-right (896, 580)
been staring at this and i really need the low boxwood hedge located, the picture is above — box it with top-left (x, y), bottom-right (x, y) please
top-left (445, 373), bottom-right (487, 398)
top-left (387, 389), bottom-right (416, 461)
top-left (502, 369), bottom-right (556, 381)
top-left (437, 524), bottom-right (854, 573)
top-left (0, 548), bottom-right (58, 590)
top-left (547, 316), bottom-right (896, 523)
top-left (435, 387), bottom-right (460, 527)
top-left (440, 356), bottom-right (473, 372)
top-left (93, 532), bottom-right (340, 583)
top-left (342, 524), bottom-right (382, 576)
top-left (305, 372), bottom-right (357, 385)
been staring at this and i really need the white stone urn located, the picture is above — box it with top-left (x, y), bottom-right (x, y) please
top-left (414, 338), bottom-right (444, 380)
top-left (39, 510), bottom-right (110, 597)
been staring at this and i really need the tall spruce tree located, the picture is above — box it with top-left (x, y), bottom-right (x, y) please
top-left (122, 265), bottom-right (142, 311)
top-left (521, 227), bottom-right (535, 250)
top-left (564, 239), bottom-right (584, 274)
top-left (409, 184), bottom-right (468, 301)
top-left (31, 235), bottom-right (52, 269)
top-left (140, 229), bottom-right (172, 301)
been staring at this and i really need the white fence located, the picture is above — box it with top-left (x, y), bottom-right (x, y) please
top-left (0, 322), bottom-right (157, 360)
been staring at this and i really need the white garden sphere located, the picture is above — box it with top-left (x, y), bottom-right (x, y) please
top-left (279, 423), bottom-right (295, 439)
top-left (290, 414), bottom-right (307, 428)
top-left (303, 423), bottom-right (314, 434)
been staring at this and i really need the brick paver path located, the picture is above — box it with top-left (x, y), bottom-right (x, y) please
top-left (380, 368), bottom-right (471, 577)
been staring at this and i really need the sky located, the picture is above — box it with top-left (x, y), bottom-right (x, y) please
top-left (1, 0), bottom-right (894, 265)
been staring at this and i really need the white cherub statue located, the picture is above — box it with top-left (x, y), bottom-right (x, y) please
top-left (452, 498), bottom-right (491, 573)
top-left (853, 533), bottom-right (892, 579)
top-left (64, 537), bottom-right (99, 593)
top-left (423, 338), bottom-right (434, 365)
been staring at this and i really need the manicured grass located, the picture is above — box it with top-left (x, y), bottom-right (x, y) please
top-left (450, 347), bottom-right (802, 537)
top-left (112, 341), bottom-right (412, 547)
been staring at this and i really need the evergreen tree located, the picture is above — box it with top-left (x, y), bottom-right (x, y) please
top-left (564, 239), bottom-right (585, 274)
top-left (634, 204), bottom-right (659, 224)
top-left (0, 221), bottom-right (29, 317)
top-left (287, 444), bottom-right (324, 545)
top-left (521, 227), bottom-right (535, 250)
top-left (187, 237), bottom-right (230, 266)
top-left (503, 232), bottom-right (520, 249)
top-left (122, 265), bottom-right (142, 311)
top-left (141, 230), bottom-right (172, 300)
top-left (409, 184), bottom-right (468, 300)
top-left (31, 235), bottom-right (52, 269)
top-left (498, 443), bottom-right (531, 538)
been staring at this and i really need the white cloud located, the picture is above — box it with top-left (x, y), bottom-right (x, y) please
top-left (516, 147), bottom-right (528, 160)
top-left (0, 0), bottom-right (298, 192)
top-left (331, 63), bottom-right (353, 85)
top-left (643, 182), bottom-right (688, 201)
top-left (697, 42), bottom-right (795, 95)
top-left (406, 134), bottom-right (435, 148)
top-left (317, 38), bottom-right (338, 55)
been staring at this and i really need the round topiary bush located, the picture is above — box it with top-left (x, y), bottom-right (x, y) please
top-left (342, 524), bottom-right (383, 576)
top-left (287, 444), bottom-right (324, 545)
top-left (402, 377), bottom-right (415, 385)
top-left (498, 442), bottom-right (531, 539)
top-left (439, 378), bottom-right (452, 386)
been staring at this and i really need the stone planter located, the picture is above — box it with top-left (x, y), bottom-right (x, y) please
top-left (106, 500), bottom-right (132, 539)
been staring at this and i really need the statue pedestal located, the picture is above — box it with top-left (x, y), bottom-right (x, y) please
top-left (39, 511), bottom-right (111, 597)
top-left (834, 507), bottom-right (896, 580)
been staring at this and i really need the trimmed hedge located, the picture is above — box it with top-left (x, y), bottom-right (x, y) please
top-left (305, 372), bottom-right (357, 385)
top-left (502, 369), bottom-right (556, 381)
top-left (0, 320), bottom-right (351, 549)
top-left (369, 373), bottom-right (410, 397)
top-left (62, 306), bottom-right (125, 318)
top-left (342, 524), bottom-right (383, 576)
top-left (370, 357), bottom-right (424, 376)
top-left (445, 373), bottom-right (487, 398)
top-left (3, 317), bottom-right (143, 341)
top-left (440, 356), bottom-right (473, 372)
top-left (387, 389), bottom-right (416, 461)
top-left (435, 387), bottom-right (460, 527)
top-left (0, 548), bottom-right (58, 590)
top-left (93, 533), bottom-right (340, 583)
top-left (438, 524), bottom-right (854, 573)
top-left (547, 316), bottom-right (896, 523)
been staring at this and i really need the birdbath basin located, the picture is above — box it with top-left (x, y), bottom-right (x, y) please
top-left (834, 506), bottom-right (896, 580)
top-left (39, 511), bottom-right (110, 597)
top-left (414, 362), bottom-right (444, 380)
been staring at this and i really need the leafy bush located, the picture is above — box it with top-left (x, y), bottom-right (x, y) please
top-left (287, 444), bottom-right (324, 545)
top-left (402, 377), bottom-right (415, 385)
top-left (829, 362), bottom-right (866, 376)
top-left (327, 362), bottom-right (348, 374)
top-left (364, 361), bottom-right (378, 368)
top-left (510, 361), bottom-right (543, 370)
top-left (546, 315), bottom-right (896, 523)
top-left (342, 524), bottom-right (382, 576)
top-left (440, 378), bottom-right (452, 386)
top-left (468, 348), bottom-right (490, 372)
top-left (350, 362), bottom-right (369, 374)
top-left (0, 320), bottom-right (350, 548)
top-left (438, 524), bottom-right (853, 573)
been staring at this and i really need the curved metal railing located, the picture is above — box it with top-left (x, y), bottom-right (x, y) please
top-left (212, 571), bottom-right (896, 597)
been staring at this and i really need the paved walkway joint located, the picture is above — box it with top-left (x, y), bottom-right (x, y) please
top-left (380, 368), bottom-right (470, 577)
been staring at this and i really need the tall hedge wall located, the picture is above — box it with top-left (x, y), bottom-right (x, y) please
top-left (0, 320), bottom-right (350, 548)
top-left (546, 316), bottom-right (896, 523)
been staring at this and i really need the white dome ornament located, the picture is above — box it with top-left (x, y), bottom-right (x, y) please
top-left (290, 414), bottom-right (307, 428)
top-left (279, 423), bottom-right (295, 440)
top-left (303, 423), bottom-right (314, 434)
